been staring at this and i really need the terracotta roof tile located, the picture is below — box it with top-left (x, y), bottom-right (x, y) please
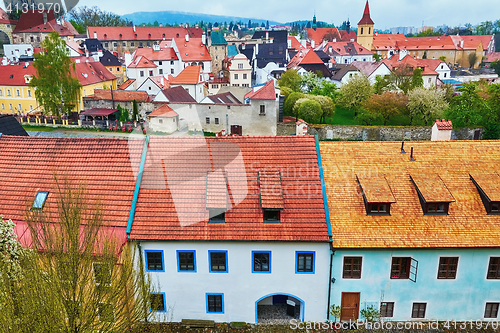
top-left (130, 136), bottom-right (329, 242)
top-left (259, 169), bottom-right (285, 210)
top-left (133, 47), bottom-right (178, 61)
top-left (85, 89), bottom-right (149, 102)
top-left (470, 173), bottom-right (500, 202)
top-left (170, 66), bottom-right (201, 84)
top-left (245, 80), bottom-right (275, 100)
top-left (357, 175), bottom-right (396, 203)
top-left (434, 119), bottom-right (453, 130)
top-left (148, 104), bottom-right (177, 118)
top-left (128, 55), bottom-right (157, 69)
top-left (358, 1), bottom-right (374, 25)
top-left (320, 141), bottom-right (500, 249)
top-left (206, 170), bottom-right (228, 209)
top-left (410, 173), bottom-right (455, 203)
top-left (119, 79), bottom-right (135, 90)
top-left (173, 38), bottom-right (211, 62)
top-left (88, 26), bottom-right (203, 41)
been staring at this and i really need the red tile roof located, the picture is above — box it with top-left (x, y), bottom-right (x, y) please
top-left (358, 0), bottom-right (374, 25)
top-left (0, 63), bottom-right (37, 86)
top-left (288, 36), bottom-right (305, 51)
top-left (306, 28), bottom-right (341, 46)
top-left (244, 80), bottom-right (275, 100)
top-left (339, 30), bottom-right (357, 42)
top-left (148, 104), bottom-right (177, 118)
top-left (322, 41), bottom-right (373, 56)
top-left (206, 170), bottom-right (229, 209)
top-left (119, 79), bottom-right (135, 90)
top-left (170, 66), bottom-right (202, 84)
top-left (381, 55), bottom-right (439, 76)
top-left (129, 136), bottom-right (329, 241)
top-left (288, 49), bottom-right (324, 68)
top-left (485, 52), bottom-right (500, 63)
top-left (13, 10), bottom-right (77, 36)
top-left (85, 89), bottom-right (150, 102)
top-left (173, 38), bottom-right (211, 62)
top-left (128, 55), bottom-right (157, 69)
top-left (159, 86), bottom-right (197, 103)
top-left (133, 47), bottom-right (178, 61)
top-left (259, 169), bottom-right (285, 210)
top-left (434, 119), bottom-right (453, 130)
top-left (0, 135), bottom-right (142, 230)
top-left (87, 26), bottom-right (203, 41)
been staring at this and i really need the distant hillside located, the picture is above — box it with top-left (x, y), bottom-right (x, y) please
top-left (122, 11), bottom-right (282, 26)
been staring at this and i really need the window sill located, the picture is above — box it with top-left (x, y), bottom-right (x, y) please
top-left (259, 113), bottom-right (266, 116)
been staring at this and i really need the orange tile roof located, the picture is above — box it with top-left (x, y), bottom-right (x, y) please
top-left (133, 47), bottom-right (178, 61)
top-left (470, 173), bottom-right (500, 202)
top-left (245, 80), bottom-right (275, 100)
top-left (148, 104), bottom-right (177, 118)
top-left (85, 89), bottom-right (149, 102)
top-left (119, 79), bottom-right (135, 90)
top-left (206, 170), bottom-right (229, 209)
top-left (259, 169), bottom-right (285, 210)
top-left (173, 38), bottom-right (211, 62)
top-left (410, 173), bottom-right (455, 203)
top-left (323, 41), bottom-right (373, 56)
top-left (87, 26), bottom-right (203, 41)
top-left (320, 141), bottom-right (500, 249)
top-left (485, 52), bottom-right (500, 63)
top-left (170, 66), bottom-right (202, 84)
top-left (130, 136), bottom-right (329, 241)
top-left (0, 136), bottom-right (142, 230)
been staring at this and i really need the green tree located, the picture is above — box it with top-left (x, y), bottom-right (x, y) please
top-left (373, 53), bottom-right (383, 62)
top-left (0, 178), bottom-right (155, 333)
top-left (337, 74), bottom-right (373, 116)
top-left (446, 82), bottom-right (494, 127)
top-left (278, 69), bottom-right (302, 92)
top-left (387, 65), bottom-right (413, 94)
top-left (117, 104), bottom-right (130, 122)
top-left (422, 51), bottom-right (427, 59)
top-left (362, 92), bottom-right (408, 125)
top-left (297, 99), bottom-right (322, 123)
top-left (468, 52), bottom-right (478, 69)
top-left (408, 87), bottom-right (448, 125)
top-left (283, 92), bottom-right (305, 116)
top-left (439, 56), bottom-right (447, 62)
top-left (491, 60), bottom-right (500, 75)
top-left (373, 75), bottom-right (391, 94)
top-left (300, 72), bottom-right (322, 93)
top-left (410, 68), bottom-right (424, 90)
top-left (132, 100), bottom-right (139, 121)
top-left (30, 32), bottom-right (82, 118)
top-left (309, 95), bottom-right (335, 123)
top-left (311, 81), bottom-right (339, 102)
top-left (67, 6), bottom-right (132, 31)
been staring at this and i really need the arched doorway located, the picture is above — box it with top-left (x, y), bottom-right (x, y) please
top-left (255, 293), bottom-right (304, 324)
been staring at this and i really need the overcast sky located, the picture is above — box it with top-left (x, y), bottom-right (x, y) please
top-left (3, 0), bottom-right (500, 29)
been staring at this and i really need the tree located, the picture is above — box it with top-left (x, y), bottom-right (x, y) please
top-left (283, 92), bottom-right (305, 117)
top-left (30, 32), bottom-right (82, 118)
top-left (300, 72), bottom-right (322, 93)
top-left (67, 6), bottom-right (132, 31)
top-left (373, 53), bottom-right (383, 62)
top-left (0, 215), bottom-right (23, 279)
top-left (337, 74), bottom-right (373, 116)
top-left (410, 68), bottom-right (424, 90)
top-left (278, 69), bottom-right (302, 92)
top-left (446, 82), bottom-right (495, 127)
top-left (422, 51), bottom-right (427, 59)
top-left (132, 100), bottom-right (139, 121)
top-left (311, 81), bottom-right (339, 102)
top-left (468, 52), bottom-right (478, 69)
top-left (373, 75), bottom-right (391, 94)
top-left (362, 92), bottom-right (408, 125)
top-left (309, 95), bottom-right (335, 123)
top-left (117, 104), bottom-right (130, 122)
top-left (408, 87), bottom-right (448, 125)
top-left (297, 99), bottom-right (322, 123)
top-left (0, 178), bottom-right (155, 332)
top-left (387, 65), bottom-right (414, 94)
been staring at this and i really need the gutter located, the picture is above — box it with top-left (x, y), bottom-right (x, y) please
top-left (126, 135), bottom-right (150, 238)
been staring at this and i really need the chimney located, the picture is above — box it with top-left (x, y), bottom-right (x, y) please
top-left (311, 40), bottom-right (315, 48)
top-left (287, 38), bottom-right (291, 49)
top-left (202, 33), bottom-right (206, 45)
top-left (242, 43), bottom-right (246, 50)
top-left (266, 31), bottom-right (269, 41)
top-left (401, 141), bottom-right (406, 153)
top-left (43, 12), bottom-right (47, 24)
top-left (185, 34), bottom-right (189, 42)
top-left (410, 147), bottom-right (415, 161)
top-left (460, 40), bottom-right (464, 48)
top-left (133, 25), bottom-right (136, 32)
top-left (93, 32), bottom-right (97, 38)
top-left (153, 43), bottom-right (160, 51)
top-left (333, 38), bottom-right (337, 43)
top-left (322, 40), bottom-right (326, 48)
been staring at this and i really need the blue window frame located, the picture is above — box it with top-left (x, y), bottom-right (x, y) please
top-left (206, 293), bottom-right (224, 313)
top-left (150, 292), bottom-right (166, 312)
top-left (177, 250), bottom-right (196, 272)
top-left (295, 251), bottom-right (315, 274)
top-left (209, 250), bottom-right (228, 273)
top-left (252, 251), bottom-right (271, 273)
top-left (145, 250), bottom-right (164, 272)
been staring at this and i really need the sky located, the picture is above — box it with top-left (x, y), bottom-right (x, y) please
top-left (2, 0), bottom-right (500, 29)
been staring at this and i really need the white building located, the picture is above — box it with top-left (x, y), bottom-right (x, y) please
top-left (228, 53), bottom-right (252, 87)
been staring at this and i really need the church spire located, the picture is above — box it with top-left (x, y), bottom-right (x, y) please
top-left (358, 0), bottom-right (374, 25)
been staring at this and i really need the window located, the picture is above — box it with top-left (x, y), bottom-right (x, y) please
top-left (92, 262), bottom-right (112, 286)
top-left (113, 43), bottom-right (117, 47)
top-left (380, 302), bottom-right (394, 317)
top-left (260, 105), bottom-right (266, 115)
top-left (361, 27), bottom-right (364, 34)
top-left (7, 89), bottom-right (11, 96)
top-left (171, 61), bottom-right (174, 65)
top-left (444, 73), bottom-right (447, 78)
top-left (27, 90), bottom-right (31, 97)
top-left (18, 104), bottom-right (22, 111)
top-left (215, 118), bottom-right (219, 125)
top-left (149, 70), bottom-right (153, 76)
top-left (1, 103), bottom-right (4, 109)
top-left (131, 42), bottom-right (135, 47)
top-left (212, 84), bottom-right (218, 89)
top-left (32, 191), bottom-right (49, 210)
top-left (140, 71), bottom-right (144, 77)
top-left (485, 303), bottom-right (499, 318)
top-left (206, 294), bottom-right (224, 313)
top-left (206, 117), bottom-right (210, 124)
top-left (139, 42), bottom-right (143, 48)
top-left (97, 303), bottom-right (115, 322)
top-left (343, 257), bottom-right (362, 279)
top-left (426, 203), bottom-right (447, 214)
top-left (158, 119), bottom-right (163, 124)
top-left (171, 69), bottom-right (175, 74)
top-left (252, 251), bottom-right (271, 273)
top-left (234, 74), bottom-right (238, 80)
top-left (9, 104), bottom-right (12, 110)
top-left (147, 42), bottom-right (151, 47)
top-left (243, 74), bottom-right (247, 80)
top-left (105, 42), bottom-right (109, 47)
top-left (150, 293), bottom-right (166, 312)
top-left (209, 251), bottom-right (228, 273)
top-left (177, 250), bottom-right (196, 272)
top-left (438, 257), bottom-right (458, 279)
top-left (122, 42), bottom-right (126, 47)
top-left (159, 69), bottom-right (163, 74)
top-left (487, 257), bottom-right (500, 279)
top-left (369, 203), bottom-right (388, 214)
top-left (16, 89), bottom-right (20, 96)
top-left (0, 90), bottom-right (2, 96)
top-left (391, 257), bottom-right (411, 279)
top-left (412, 303), bottom-right (426, 318)
top-left (145, 250), bottom-right (164, 272)
top-left (159, 61), bottom-right (162, 65)
top-left (263, 210), bottom-right (280, 223)
top-left (238, 63), bottom-right (243, 69)
top-left (296, 251), bottom-right (315, 274)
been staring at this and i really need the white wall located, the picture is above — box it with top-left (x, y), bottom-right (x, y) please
top-left (139, 241), bottom-right (330, 323)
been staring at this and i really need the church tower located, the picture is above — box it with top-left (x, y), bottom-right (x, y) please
top-left (357, 0), bottom-right (374, 51)
top-left (312, 13), bottom-right (317, 31)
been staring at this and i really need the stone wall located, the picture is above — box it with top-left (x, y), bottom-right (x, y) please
top-left (276, 123), bottom-right (483, 141)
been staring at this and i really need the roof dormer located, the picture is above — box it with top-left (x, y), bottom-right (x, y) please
top-left (206, 170), bottom-right (229, 223)
top-left (470, 173), bottom-right (500, 214)
top-left (410, 174), bottom-right (454, 215)
top-left (356, 175), bottom-right (396, 215)
top-left (258, 169), bottom-right (284, 223)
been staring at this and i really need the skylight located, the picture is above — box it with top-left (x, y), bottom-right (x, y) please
top-left (32, 191), bottom-right (49, 210)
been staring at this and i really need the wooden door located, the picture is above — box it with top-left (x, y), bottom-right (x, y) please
top-left (340, 292), bottom-right (360, 321)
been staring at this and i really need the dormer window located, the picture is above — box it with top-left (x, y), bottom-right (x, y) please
top-left (470, 173), bottom-right (500, 214)
top-left (410, 174), bottom-right (454, 215)
top-left (258, 169), bottom-right (284, 223)
top-left (356, 175), bottom-right (395, 215)
top-left (206, 170), bottom-right (229, 223)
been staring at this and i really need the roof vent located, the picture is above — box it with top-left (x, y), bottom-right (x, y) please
top-left (401, 141), bottom-right (406, 154)
top-left (410, 147), bottom-right (415, 161)
top-left (104, 34), bottom-right (107, 37)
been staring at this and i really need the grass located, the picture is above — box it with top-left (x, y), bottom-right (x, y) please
top-left (22, 125), bottom-right (57, 132)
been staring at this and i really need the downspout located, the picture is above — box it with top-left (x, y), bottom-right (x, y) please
top-left (314, 134), bottom-right (334, 320)
top-left (126, 135), bottom-right (150, 239)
